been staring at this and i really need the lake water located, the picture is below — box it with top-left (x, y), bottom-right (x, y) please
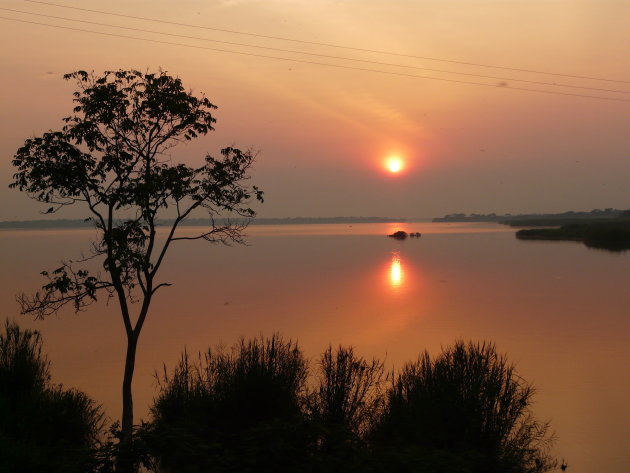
top-left (1, 222), bottom-right (629, 472)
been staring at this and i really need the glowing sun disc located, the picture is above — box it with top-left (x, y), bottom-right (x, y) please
top-left (386, 157), bottom-right (404, 173)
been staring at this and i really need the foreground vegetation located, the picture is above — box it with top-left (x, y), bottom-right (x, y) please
top-left (147, 336), bottom-right (557, 472)
top-left (0, 320), bottom-right (104, 473)
top-left (1, 322), bottom-right (558, 472)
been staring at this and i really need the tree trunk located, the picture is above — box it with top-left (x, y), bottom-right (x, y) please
top-left (118, 331), bottom-right (138, 472)
top-left (122, 332), bottom-right (137, 439)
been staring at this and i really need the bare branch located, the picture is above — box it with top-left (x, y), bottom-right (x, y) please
top-left (153, 282), bottom-right (173, 293)
top-left (171, 221), bottom-right (250, 245)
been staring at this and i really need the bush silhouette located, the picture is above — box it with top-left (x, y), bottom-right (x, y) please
top-left (374, 341), bottom-right (556, 473)
top-left (148, 337), bottom-right (558, 472)
top-left (150, 334), bottom-right (311, 472)
top-left (306, 345), bottom-right (386, 471)
top-left (309, 345), bottom-right (384, 441)
top-left (0, 319), bottom-right (104, 473)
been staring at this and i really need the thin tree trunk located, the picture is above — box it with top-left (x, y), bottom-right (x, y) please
top-left (122, 332), bottom-right (137, 440)
top-left (118, 331), bottom-right (138, 472)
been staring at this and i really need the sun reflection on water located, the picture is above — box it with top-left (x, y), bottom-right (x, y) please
top-left (389, 252), bottom-right (403, 290)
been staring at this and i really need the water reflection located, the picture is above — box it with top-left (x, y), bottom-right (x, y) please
top-left (389, 251), bottom-right (404, 291)
top-left (4, 225), bottom-right (630, 473)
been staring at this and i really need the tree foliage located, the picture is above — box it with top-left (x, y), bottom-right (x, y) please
top-left (11, 70), bottom-right (263, 319)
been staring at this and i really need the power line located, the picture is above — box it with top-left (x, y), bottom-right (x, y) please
top-left (2, 16), bottom-right (630, 104)
top-left (24, 0), bottom-right (630, 85)
top-left (4, 7), bottom-right (629, 96)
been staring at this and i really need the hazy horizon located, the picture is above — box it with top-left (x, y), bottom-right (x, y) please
top-left (1, 207), bottom-right (629, 227)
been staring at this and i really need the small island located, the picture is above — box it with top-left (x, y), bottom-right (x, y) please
top-left (388, 231), bottom-right (421, 240)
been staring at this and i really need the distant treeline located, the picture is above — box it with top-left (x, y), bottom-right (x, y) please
top-left (434, 208), bottom-right (630, 226)
top-left (0, 216), bottom-right (407, 230)
top-left (517, 221), bottom-right (630, 252)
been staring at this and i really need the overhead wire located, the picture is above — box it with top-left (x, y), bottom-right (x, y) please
top-left (3, 7), bottom-right (630, 96)
top-left (3, 15), bottom-right (630, 104)
top-left (23, 0), bottom-right (630, 85)
top-left (2, 17), bottom-right (629, 103)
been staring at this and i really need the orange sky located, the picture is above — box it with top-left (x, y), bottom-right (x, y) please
top-left (1, 0), bottom-right (629, 219)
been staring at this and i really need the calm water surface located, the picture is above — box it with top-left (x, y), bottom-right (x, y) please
top-left (1, 222), bottom-right (629, 472)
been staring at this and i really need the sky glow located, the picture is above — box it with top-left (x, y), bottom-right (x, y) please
top-left (0, 0), bottom-right (629, 219)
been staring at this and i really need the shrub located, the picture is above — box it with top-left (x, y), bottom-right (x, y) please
top-left (150, 334), bottom-right (311, 472)
top-left (0, 319), bottom-right (105, 473)
top-left (306, 345), bottom-right (386, 471)
top-left (309, 345), bottom-right (385, 441)
top-left (374, 341), bottom-right (556, 473)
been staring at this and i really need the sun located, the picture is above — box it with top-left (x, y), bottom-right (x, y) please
top-left (385, 156), bottom-right (404, 173)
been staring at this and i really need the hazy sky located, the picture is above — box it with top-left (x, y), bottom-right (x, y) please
top-left (1, 0), bottom-right (629, 219)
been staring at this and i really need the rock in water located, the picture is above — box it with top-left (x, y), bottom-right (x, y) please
top-left (388, 230), bottom-right (408, 240)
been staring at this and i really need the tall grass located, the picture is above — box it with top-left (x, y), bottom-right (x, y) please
top-left (308, 345), bottom-right (385, 441)
top-left (375, 341), bottom-right (556, 472)
top-left (150, 333), bottom-right (310, 472)
top-left (0, 319), bottom-right (105, 473)
top-left (149, 337), bottom-right (557, 473)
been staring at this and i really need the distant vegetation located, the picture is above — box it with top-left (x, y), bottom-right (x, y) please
top-left (434, 209), bottom-right (630, 251)
top-left (0, 216), bottom-right (407, 230)
top-left (434, 208), bottom-right (626, 226)
top-left (517, 221), bottom-right (630, 252)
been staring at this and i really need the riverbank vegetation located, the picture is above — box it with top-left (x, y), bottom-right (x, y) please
top-left (433, 208), bottom-right (630, 227)
top-left (433, 209), bottom-right (630, 251)
top-left (148, 336), bottom-right (557, 472)
top-left (434, 208), bottom-right (628, 226)
top-left (516, 220), bottom-right (630, 252)
top-left (1, 321), bottom-right (557, 472)
top-left (0, 320), bottom-right (104, 473)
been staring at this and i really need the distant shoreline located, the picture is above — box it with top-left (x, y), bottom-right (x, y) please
top-left (0, 216), bottom-right (411, 230)
top-left (433, 208), bottom-right (628, 227)
top-left (516, 222), bottom-right (630, 252)
top-left (432, 209), bottom-right (630, 252)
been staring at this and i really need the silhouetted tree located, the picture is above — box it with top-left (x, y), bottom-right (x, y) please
top-left (374, 341), bottom-right (556, 473)
top-left (10, 69), bottom-right (263, 470)
top-left (0, 319), bottom-right (104, 473)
